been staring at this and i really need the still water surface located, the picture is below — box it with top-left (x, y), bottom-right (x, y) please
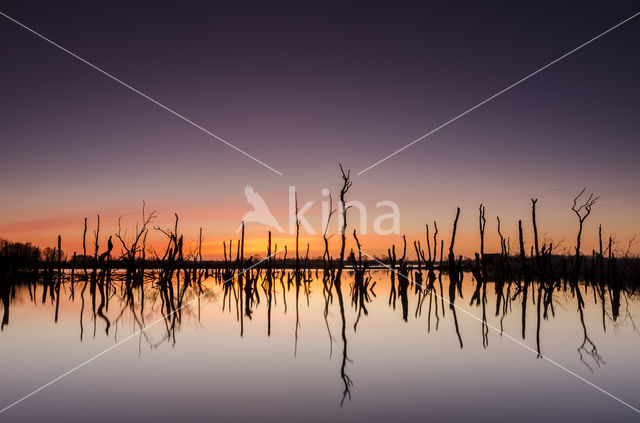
top-left (1, 270), bottom-right (639, 421)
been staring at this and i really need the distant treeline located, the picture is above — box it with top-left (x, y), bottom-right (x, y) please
top-left (1, 239), bottom-right (638, 275)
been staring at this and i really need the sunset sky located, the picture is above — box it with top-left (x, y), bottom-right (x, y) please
top-left (1, 1), bottom-right (639, 258)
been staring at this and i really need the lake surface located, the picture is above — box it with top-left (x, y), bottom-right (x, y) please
top-left (1, 270), bottom-right (639, 422)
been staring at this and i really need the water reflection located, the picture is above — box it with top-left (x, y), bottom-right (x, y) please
top-left (1, 266), bottom-right (639, 413)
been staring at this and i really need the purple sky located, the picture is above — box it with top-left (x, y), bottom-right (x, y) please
top-left (1, 1), bottom-right (639, 256)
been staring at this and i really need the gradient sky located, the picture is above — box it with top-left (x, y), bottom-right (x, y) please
top-left (1, 1), bottom-right (639, 258)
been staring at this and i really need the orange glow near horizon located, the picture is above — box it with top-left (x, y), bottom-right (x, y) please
top-left (2, 188), bottom-right (639, 260)
top-left (3, 221), bottom-right (637, 261)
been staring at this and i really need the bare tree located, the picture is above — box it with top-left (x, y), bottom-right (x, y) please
top-left (479, 204), bottom-right (486, 263)
top-left (115, 202), bottom-right (156, 283)
top-left (448, 207), bottom-right (461, 272)
top-left (322, 193), bottom-right (336, 272)
top-left (432, 221), bottom-right (439, 266)
top-left (335, 164), bottom-right (352, 283)
top-left (572, 188), bottom-right (599, 277)
top-left (531, 198), bottom-right (541, 271)
top-left (295, 191), bottom-right (301, 272)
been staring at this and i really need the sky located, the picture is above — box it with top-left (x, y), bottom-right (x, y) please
top-left (1, 1), bottom-right (639, 258)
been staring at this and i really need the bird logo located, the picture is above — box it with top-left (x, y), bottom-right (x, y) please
top-left (237, 185), bottom-right (284, 233)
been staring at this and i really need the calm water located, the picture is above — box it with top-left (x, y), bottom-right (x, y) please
top-left (1, 270), bottom-right (639, 422)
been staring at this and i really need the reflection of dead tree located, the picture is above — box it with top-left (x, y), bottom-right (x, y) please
top-left (322, 272), bottom-right (335, 358)
top-left (481, 283), bottom-right (488, 348)
top-left (517, 281), bottom-right (528, 340)
top-left (449, 278), bottom-right (464, 349)
top-left (535, 283), bottom-right (543, 358)
top-left (335, 279), bottom-right (353, 407)
top-left (0, 274), bottom-right (10, 330)
top-left (414, 235), bottom-right (434, 321)
top-left (426, 279), bottom-right (440, 332)
top-left (266, 232), bottom-right (273, 336)
top-left (294, 270), bottom-right (301, 357)
top-left (350, 230), bottom-right (372, 331)
top-left (470, 272), bottom-right (488, 348)
top-left (111, 297), bottom-right (170, 356)
top-left (575, 285), bottom-right (605, 372)
top-left (94, 230), bottom-right (113, 336)
top-left (153, 214), bottom-right (186, 341)
top-left (623, 294), bottom-right (639, 335)
top-left (79, 280), bottom-right (86, 340)
top-left (390, 236), bottom-right (409, 321)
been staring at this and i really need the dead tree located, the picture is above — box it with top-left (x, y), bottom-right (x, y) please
top-left (414, 239), bottom-right (426, 272)
top-left (82, 217), bottom-right (88, 278)
top-left (93, 215), bottom-right (100, 275)
top-left (432, 221), bottom-right (439, 268)
top-left (496, 216), bottom-right (510, 279)
top-left (531, 199), bottom-right (541, 271)
top-left (294, 191), bottom-right (301, 272)
top-left (322, 193), bottom-right (336, 273)
top-left (351, 230), bottom-right (368, 278)
top-left (115, 202), bottom-right (156, 284)
top-left (479, 204), bottom-right (486, 262)
top-left (571, 188), bottom-right (599, 279)
top-left (425, 224), bottom-right (432, 263)
top-left (518, 220), bottom-right (528, 282)
top-left (57, 235), bottom-right (62, 281)
top-left (154, 214), bottom-right (184, 320)
top-left (240, 221), bottom-right (245, 271)
top-left (335, 164), bottom-right (352, 283)
top-left (398, 235), bottom-right (407, 274)
top-left (448, 207), bottom-right (461, 274)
